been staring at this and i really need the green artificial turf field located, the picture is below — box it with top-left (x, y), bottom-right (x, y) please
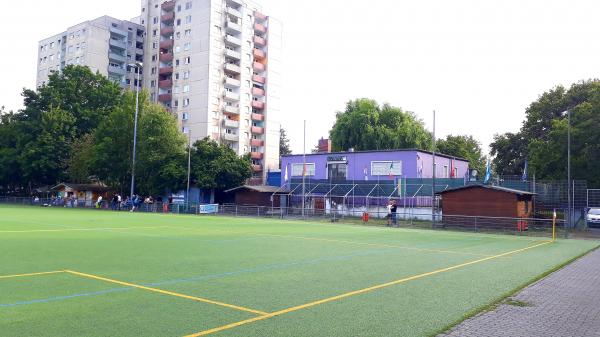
top-left (0, 205), bottom-right (598, 337)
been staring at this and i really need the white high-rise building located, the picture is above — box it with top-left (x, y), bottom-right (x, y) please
top-left (140, 0), bottom-right (282, 183)
top-left (36, 16), bottom-right (145, 90)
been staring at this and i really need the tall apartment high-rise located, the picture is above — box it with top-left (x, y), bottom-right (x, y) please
top-left (140, 0), bottom-right (282, 183)
top-left (36, 16), bottom-right (145, 90)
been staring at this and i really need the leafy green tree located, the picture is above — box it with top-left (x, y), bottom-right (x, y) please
top-left (436, 135), bottom-right (486, 175)
top-left (490, 132), bottom-right (527, 176)
top-left (66, 134), bottom-right (95, 183)
top-left (330, 99), bottom-right (431, 151)
top-left (279, 127), bottom-right (292, 156)
top-left (0, 107), bottom-right (21, 192)
top-left (190, 138), bottom-right (252, 191)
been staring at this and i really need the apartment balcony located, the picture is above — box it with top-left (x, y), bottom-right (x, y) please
top-left (225, 35), bottom-right (242, 47)
top-left (160, 39), bottom-right (174, 49)
top-left (159, 67), bottom-right (174, 75)
top-left (222, 132), bottom-right (239, 142)
top-left (161, 0), bottom-right (176, 11)
top-left (226, 20), bottom-right (242, 34)
top-left (254, 11), bottom-right (267, 21)
top-left (109, 38), bottom-right (127, 50)
top-left (135, 48), bottom-right (144, 56)
top-left (253, 36), bottom-right (266, 46)
top-left (226, 0), bottom-right (243, 7)
top-left (223, 105), bottom-right (239, 115)
top-left (253, 48), bottom-right (266, 60)
top-left (223, 119), bottom-right (240, 128)
top-left (108, 65), bottom-right (126, 76)
top-left (226, 7), bottom-right (242, 18)
top-left (224, 63), bottom-right (241, 74)
top-left (251, 101), bottom-right (265, 110)
top-left (225, 49), bottom-right (241, 60)
top-left (254, 23), bottom-right (267, 34)
top-left (161, 26), bottom-right (174, 36)
top-left (224, 91), bottom-right (240, 101)
top-left (224, 77), bottom-right (241, 88)
top-left (251, 113), bottom-right (264, 121)
top-left (251, 139), bottom-right (264, 147)
top-left (158, 93), bottom-right (172, 102)
top-left (251, 126), bottom-right (264, 134)
top-left (110, 27), bottom-right (127, 37)
top-left (136, 35), bottom-right (144, 43)
top-left (108, 52), bottom-right (126, 63)
top-left (253, 62), bottom-right (266, 72)
top-left (252, 74), bottom-right (266, 84)
top-left (161, 12), bottom-right (175, 23)
top-left (158, 79), bottom-right (172, 89)
top-left (251, 152), bottom-right (263, 160)
top-left (252, 164), bottom-right (263, 172)
top-left (159, 52), bottom-right (174, 62)
top-left (252, 87), bottom-right (265, 96)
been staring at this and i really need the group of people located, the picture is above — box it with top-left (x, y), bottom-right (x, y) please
top-left (386, 199), bottom-right (399, 227)
top-left (105, 194), bottom-right (164, 212)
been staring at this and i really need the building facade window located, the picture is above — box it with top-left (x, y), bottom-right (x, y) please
top-left (371, 161), bottom-right (402, 176)
top-left (292, 163), bottom-right (316, 177)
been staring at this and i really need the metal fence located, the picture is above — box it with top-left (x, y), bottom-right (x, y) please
top-left (0, 196), bottom-right (565, 238)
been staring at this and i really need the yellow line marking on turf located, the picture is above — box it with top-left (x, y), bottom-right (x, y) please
top-left (183, 240), bottom-right (553, 337)
top-left (0, 226), bottom-right (171, 233)
top-left (63, 269), bottom-right (268, 315)
top-left (254, 233), bottom-right (498, 257)
top-left (0, 270), bottom-right (65, 280)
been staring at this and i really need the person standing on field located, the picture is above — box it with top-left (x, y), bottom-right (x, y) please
top-left (391, 200), bottom-right (398, 227)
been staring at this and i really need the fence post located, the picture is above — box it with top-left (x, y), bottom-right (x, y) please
top-left (235, 205), bottom-right (238, 217)
top-left (474, 217), bottom-right (477, 232)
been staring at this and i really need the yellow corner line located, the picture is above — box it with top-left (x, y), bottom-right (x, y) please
top-left (184, 240), bottom-right (552, 337)
top-left (0, 270), bottom-right (64, 280)
top-left (63, 269), bottom-right (267, 316)
top-left (256, 233), bottom-right (497, 258)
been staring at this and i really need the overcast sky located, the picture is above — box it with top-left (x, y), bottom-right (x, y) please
top-left (1, 0), bottom-right (599, 154)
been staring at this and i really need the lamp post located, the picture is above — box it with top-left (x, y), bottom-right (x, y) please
top-left (128, 62), bottom-right (143, 199)
top-left (567, 109), bottom-right (571, 231)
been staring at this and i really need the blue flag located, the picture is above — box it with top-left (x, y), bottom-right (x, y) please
top-left (484, 158), bottom-right (492, 184)
top-left (521, 160), bottom-right (528, 182)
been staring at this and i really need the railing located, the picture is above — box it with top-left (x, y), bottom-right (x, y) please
top-left (0, 197), bottom-right (568, 238)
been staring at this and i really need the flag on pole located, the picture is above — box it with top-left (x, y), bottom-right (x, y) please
top-left (484, 158), bottom-right (492, 184)
top-left (450, 158), bottom-right (456, 178)
top-left (284, 165), bottom-right (288, 182)
top-left (521, 160), bottom-right (528, 182)
top-left (302, 163), bottom-right (307, 176)
top-left (363, 166), bottom-right (368, 181)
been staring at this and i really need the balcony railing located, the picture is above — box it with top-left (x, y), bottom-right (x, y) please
top-left (161, 0), bottom-right (176, 11)
top-left (224, 105), bottom-right (239, 115)
top-left (159, 53), bottom-right (174, 62)
top-left (253, 49), bottom-right (266, 60)
top-left (251, 101), bottom-right (265, 109)
top-left (252, 164), bottom-right (263, 172)
top-left (108, 65), bottom-right (126, 76)
top-left (252, 74), bottom-right (266, 84)
top-left (161, 26), bottom-right (174, 36)
top-left (224, 63), bottom-right (241, 74)
top-left (160, 39), bottom-right (174, 49)
top-left (254, 11), bottom-right (267, 21)
top-left (224, 77), bottom-right (241, 87)
top-left (224, 91), bottom-right (240, 101)
top-left (254, 23), bottom-right (267, 34)
top-left (158, 93), bottom-right (172, 102)
top-left (251, 126), bottom-right (264, 134)
top-left (226, 20), bottom-right (242, 34)
top-left (109, 39), bottom-right (126, 50)
top-left (159, 67), bottom-right (174, 75)
top-left (161, 12), bottom-right (175, 22)
top-left (158, 79), bottom-right (172, 88)
top-left (226, 7), bottom-right (242, 18)
top-left (225, 49), bottom-right (241, 60)
top-left (252, 87), bottom-right (265, 96)
top-left (222, 133), bottom-right (239, 142)
top-left (225, 35), bottom-right (242, 47)
top-left (251, 113), bottom-right (264, 121)
top-left (226, 0), bottom-right (243, 7)
top-left (253, 36), bottom-right (266, 46)
top-left (251, 139), bottom-right (264, 147)
top-left (251, 152), bottom-right (263, 160)
top-left (224, 119), bottom-right (240, 128)
top-left (108, 52), bottom-right (126, 63)
top-left (253, 62), bottom-right (266, 72)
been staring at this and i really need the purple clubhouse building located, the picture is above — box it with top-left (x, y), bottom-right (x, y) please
top-left (280, 149), bottom-right (469, 184)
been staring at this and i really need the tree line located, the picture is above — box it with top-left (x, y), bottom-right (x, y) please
top-left (0, 66), bottom-right (252, 196)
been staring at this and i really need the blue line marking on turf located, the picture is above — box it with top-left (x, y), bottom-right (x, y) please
top-left (0, 248), bottom-right (394, 308)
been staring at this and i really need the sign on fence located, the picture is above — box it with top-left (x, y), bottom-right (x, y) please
top-left (199, 204), bottom-right (219, 214)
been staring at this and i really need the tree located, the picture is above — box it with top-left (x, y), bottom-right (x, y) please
top-left (66, 134), bottom-right (95, 183)
top-left (279, 127), bottom-right (292, 156)
top-left (490, 132), bottom-right (527, 176)
top-left (436, 135), bottom-right (486, 175)
top-left (330, 99), bottom-right (431, 151)
top-left (190, 138), bottom-right (252, 191)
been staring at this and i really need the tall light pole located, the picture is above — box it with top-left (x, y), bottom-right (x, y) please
top-left (432, 110), bottom-right (436, 228)
top-left (567, 109), bottom-right (571, 230)
top-left (186, 130), bottom-right (192, 206)
top-left (129, 62), bottom-right (142, 198)
top-left (302, 120), bottom-right (306, 217)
